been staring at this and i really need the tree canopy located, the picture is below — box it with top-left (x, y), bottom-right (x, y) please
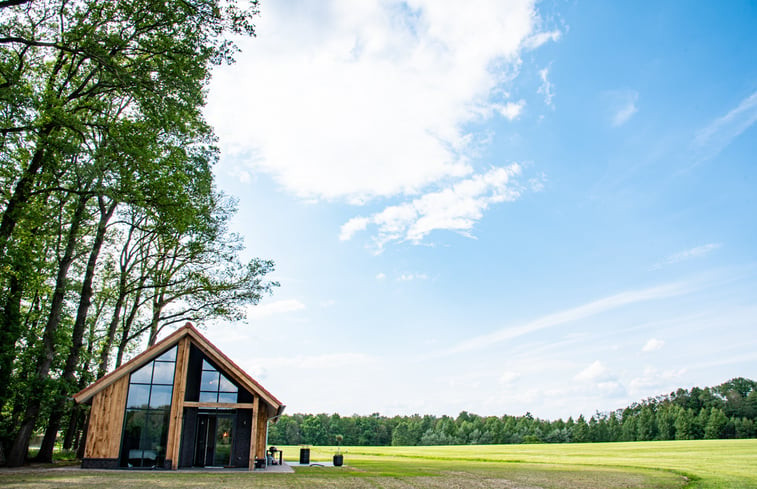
top-left (268, 378), bottom-right (757, 447)
top-left (0, 0), bottom-right (275, 467)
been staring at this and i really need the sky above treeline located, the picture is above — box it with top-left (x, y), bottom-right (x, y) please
top-left (193, 0), bottom-right (756, 420)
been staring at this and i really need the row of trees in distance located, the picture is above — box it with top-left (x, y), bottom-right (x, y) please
top-left (0, 0), bottom-right (275, 466)
top-left (268, 378), bottom-right (757, 446)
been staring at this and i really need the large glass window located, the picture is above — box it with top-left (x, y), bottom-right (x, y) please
top-left (199, 359), bottom-right (238, 404)
top-left (120, 346), bottom-right (177, 468)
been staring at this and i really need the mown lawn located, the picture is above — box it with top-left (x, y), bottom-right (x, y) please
top-left (0, 439), bottom-right (754, 489)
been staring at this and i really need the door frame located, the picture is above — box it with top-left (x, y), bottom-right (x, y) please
top-left (193, 412), bottom-right (236, 467)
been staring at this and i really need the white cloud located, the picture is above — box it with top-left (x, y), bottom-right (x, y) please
top-left (607, 89), bottom-right (639, 127)
top-left (694, 90), bottom-right (757, 160)
top-left (523, 30), bottom-right (561, 50)
top-left (575, 360), bottom-right (610, 382)
top-left (246, 299), bottom-right (306, 320)
top-left (496, 99), bottom-right (526, 120)
top-left (398, 273), bottom-right (428, 281)
top-left (538, 67), bottom-right (555, 106)
top-left (339, 216), bottom-right (370, 241)
top-left (376, 272), bottom-right (386, 280)
top-left (650, 243), bottom-right (721, 270)
top-left (342, 164), bottom-right (524, 249)
top-left (499, 371), bottom-right (520, 385)
top-left (206, 0), bottom-right (556, 225)
top-left (629, 367), bottom-right (687, 395)
top-left (642, 338), bottom-right (665, 352)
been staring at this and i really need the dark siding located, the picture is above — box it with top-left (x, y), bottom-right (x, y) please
top-left (178, 407), bottom-right (198, 467)
top-left (184, 345), bottom-right (203, 402)
top-left (233, 409), bottom-right (252, 467)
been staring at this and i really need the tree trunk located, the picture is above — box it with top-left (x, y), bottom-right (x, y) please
top-left (8, 196), bottom-right (116, 467)
top-left (0, 273), bottom-right (24, 413)
top-left (75, 411), bottom-right (89, 460)
top-left (62, 404), bottom-right (80, 451)
top-left (148, 288), bottom-right (166, 346)
top-left (96, 293), bottom-right (125, 379)
top-left (34, 196), bottom-right (115, 463)
top-left (115, 280), bottom-right (146, 368)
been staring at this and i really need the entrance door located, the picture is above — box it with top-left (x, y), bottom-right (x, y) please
top-left (194, 414), bottom-right (234, 467)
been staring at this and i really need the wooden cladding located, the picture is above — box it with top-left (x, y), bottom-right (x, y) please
top-left (83, 374), bottom-right (129, 459)
top-left (166, 337), bottom-right (190, 469)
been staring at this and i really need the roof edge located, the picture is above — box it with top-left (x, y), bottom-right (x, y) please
top-left (74, 323), bottom-right (283, 409)
top-left (73, 323), bottom-right (193, 404)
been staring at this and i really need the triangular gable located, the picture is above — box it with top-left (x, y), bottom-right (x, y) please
top-left (74, 323), bottom-right (283, 413)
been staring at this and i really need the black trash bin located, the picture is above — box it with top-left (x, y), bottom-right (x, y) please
top-left (299, 447), bottom-right (310, 465)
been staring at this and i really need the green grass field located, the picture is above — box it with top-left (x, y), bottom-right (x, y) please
top-left (0, 439), bottom-right (755, 488)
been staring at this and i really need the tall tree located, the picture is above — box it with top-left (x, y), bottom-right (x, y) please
top-left (1, 0), bottom-right (263, 466)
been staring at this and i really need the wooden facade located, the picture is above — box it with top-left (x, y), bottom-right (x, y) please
top-left (74, 323), bottom-right (284, 470)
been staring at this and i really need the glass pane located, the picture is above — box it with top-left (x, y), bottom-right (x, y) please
top-left (217, 392), bottom-right (238, 404)
top-left (155, 346), bottom-right (176, 362)
top-left (218, 374), bottom-right (236, 393)
top-left (201, 359), bottom-right (215, 371)
top-left (121, 410), bottom-right (146, 467)
top-left (151, 361), bottom-right (176, 385)
top-left (130, 363), bottom-right (153, 384)
top-left (199, 391), bottom-right (218, 403)
top-left (214, 417), bottom-right (233, 466)
top-left (126, 384), bottom-right (150, 409)
top-left (201, 370), bottom-right (219, 391)
top-left (149, 384), bottom-right (173, 409)
top-left (141, 411), bottom-right (170, 468)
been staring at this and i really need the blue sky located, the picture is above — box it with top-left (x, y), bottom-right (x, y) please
top-left (195, 0), bottom-right (757, 420)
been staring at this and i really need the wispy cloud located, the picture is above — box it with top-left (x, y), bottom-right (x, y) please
top-left (642, 338), bottom-right (665, 352)
top-left (254, 352), bottom-right (375, 370)
top-left (523, 30), bottom-right (562, 50)
top-left (629, 367), bottom-right (687, 395)
top-left (496, 99), bottom-right (526, 120)
top-left (340, 164), bottom-right (525, 250)
top-left (693, 90), bottom-right (757, 162)
top-left (650, 243), bottom-right (721, 270)
top-left (605, 89), bottom-right (639, 127)
top-left (575, 360), bottom-right (611, 382)
top-left (339, 217), bottom-right (370, 241)
top-left (444, 281), bottom-right (695, 354)
top-left (538, 66), bottom-right (555, 106)
top-left (246, 299), bottom-right (306, 320)
top-left (398, 273), bottom-right (428, 281)
top-left (499, 370), bottom-right (520, 385)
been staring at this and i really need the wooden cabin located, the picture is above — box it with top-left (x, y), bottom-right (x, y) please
top-left (73, 323), bottom-right (284, 470)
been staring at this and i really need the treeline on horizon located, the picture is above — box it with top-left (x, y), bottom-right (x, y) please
top-left (268, 378), bottom-right (757, 446)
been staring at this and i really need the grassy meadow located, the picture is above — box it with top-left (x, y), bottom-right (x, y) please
top-left (0, 439), bottom-right (755, 489)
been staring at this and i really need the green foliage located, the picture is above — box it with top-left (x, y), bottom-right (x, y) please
top-left (269, 378), bottom-right (757, 448)
top-left (0, 0), bottom-right (274, 465)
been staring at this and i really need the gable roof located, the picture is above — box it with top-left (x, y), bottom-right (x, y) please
top-left (74, 322), bottom-right (283, 413)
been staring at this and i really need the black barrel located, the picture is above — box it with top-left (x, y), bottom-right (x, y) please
top-left (299, 447), bottom-right (310, 464)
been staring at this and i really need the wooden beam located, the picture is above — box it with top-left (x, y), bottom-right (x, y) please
top-left (249, 395), bottom-right (259, 470)
top-left (165, 336), bottom-right (190, 469)
top-left (256, 405), bottom-right (267, 461)
top-left (182, 401), bottom-right (256, 409)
